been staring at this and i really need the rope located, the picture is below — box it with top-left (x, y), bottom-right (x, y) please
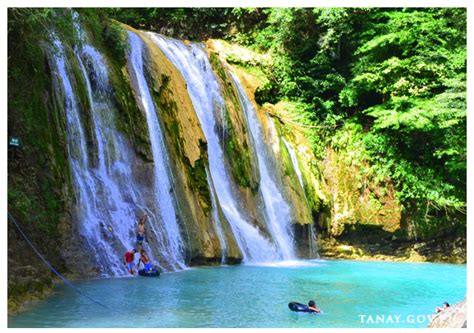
top-left (266, 110), bottom-right (343, 129)
top-left (8, 211), bottom-right (121, 313)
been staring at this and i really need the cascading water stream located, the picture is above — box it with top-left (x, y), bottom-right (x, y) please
top-left (206, 169), bottom-right (228, 264)
top-left (49, 17), bottom-right (187, 275)
top-left (74, 41), bottom-right (182, 272)
top-left (126, 31), bottom-right (186, 269)
top-left (229, 72), bottom-right (296, 260)
top-left (282, 138), bottom-right (319, 258)
top-left (75, 44), bottom-right (134, 271)
top-left (50, 36), bottom-right (127, 276)
top-left (149, 33), bottom-right (280, 262)
top-left (282, 138), bottom-right (304, 191)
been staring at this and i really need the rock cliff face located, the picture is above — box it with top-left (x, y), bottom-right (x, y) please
top-left (428, 298), bottom-right (467, 328)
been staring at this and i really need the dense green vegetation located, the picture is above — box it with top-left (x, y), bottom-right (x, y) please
top-left (106, 7), bottom-right (466, 237)
top-left (247, 8), bottom-right (466, 237)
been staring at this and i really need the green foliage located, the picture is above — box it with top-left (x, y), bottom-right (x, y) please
top-left (245, 8), bottom-right (362, 114)
top-left (101, 21), bottom-right (128, 64)
top-left (225, 7), bottom-right (466, 236)
top-left (8, 8), bottom-right (77, 53)
top-left (254, 80), bottom-right (279, 105)
top-left (8, 8), bottom-right (73, 273)
top-left (346, 9), bottom-right (465, 236)
top-left (106, 8), bottom-right (233, 40)
top-left (228, 8), bottom-right (268, 46)
top-left (340, 9), bottom-right (466, 108)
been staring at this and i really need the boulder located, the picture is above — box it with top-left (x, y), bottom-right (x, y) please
top-left (428, 298), bottom-right (466, 328)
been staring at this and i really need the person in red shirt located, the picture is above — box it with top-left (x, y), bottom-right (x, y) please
top-left (123, 249), bottom-right (137, 275)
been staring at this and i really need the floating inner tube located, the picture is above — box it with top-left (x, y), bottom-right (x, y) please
top-left (138, 268), bottom-right (160, 277)
top-left (288, 302), bottom-right (313, 313)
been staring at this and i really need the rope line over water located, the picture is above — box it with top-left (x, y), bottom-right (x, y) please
top-left (7, 211), bottom-right (120, 313)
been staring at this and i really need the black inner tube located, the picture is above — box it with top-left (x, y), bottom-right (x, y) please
top-left (138, 268), bottom-right (160, 277)
top-left (288, 302), bottom-right (313, 312)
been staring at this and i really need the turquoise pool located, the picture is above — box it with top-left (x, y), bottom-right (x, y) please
top-left (8, 259), bottom-right (466, 328)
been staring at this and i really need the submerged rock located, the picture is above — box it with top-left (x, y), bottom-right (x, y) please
top-left (428, 298), bottom-right (466, 328)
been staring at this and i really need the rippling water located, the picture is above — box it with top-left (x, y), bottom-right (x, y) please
top-left (8, 260), bottom-right (465, 328)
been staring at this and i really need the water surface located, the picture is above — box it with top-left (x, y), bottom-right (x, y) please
top-left (8, 260), bottom-right (465, 328)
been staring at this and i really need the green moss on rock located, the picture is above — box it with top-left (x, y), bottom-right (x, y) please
top-left (208, 50), bottom-right (257, 190)
top-left (8, 11), bottom-right (77, 311)
top-left (223, 113), bottom-right (253, 188)
top-left (152, 74), bottom-right (212, 213)
top-left (209, 52), bottom-right (227, 82)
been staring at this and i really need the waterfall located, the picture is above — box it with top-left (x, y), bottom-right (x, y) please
top-left (149, 33), bottom-right (280, 262)
top-left (230, 72), bottom-right (296, 260)
top-left (282, 138), bottom-right (304, 191)
top-left (49, 19), bottom-right (187, 275)
top-left (74, 44), bottom-right (134, 274)
top-left (50, 18), bottom-right (302, 269)
top-left (74, 39), bottom-right (187, 272)
top-left (206, 169), bottom-right (228, 264)
top-left (126, 31), bottom-right (186, 270)
top-left (282, 138), bottom-right (319, 258)
top-left (50, 36), bottom-right (126, 276)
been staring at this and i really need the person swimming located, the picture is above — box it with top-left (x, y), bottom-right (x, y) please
top-left (308, 300), bottom-right (321, 313)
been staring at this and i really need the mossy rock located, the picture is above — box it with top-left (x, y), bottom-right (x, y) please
top-left (149, 66), bottom-right (212, 212)
top-left (207, 49), bottom-right (258, 190)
